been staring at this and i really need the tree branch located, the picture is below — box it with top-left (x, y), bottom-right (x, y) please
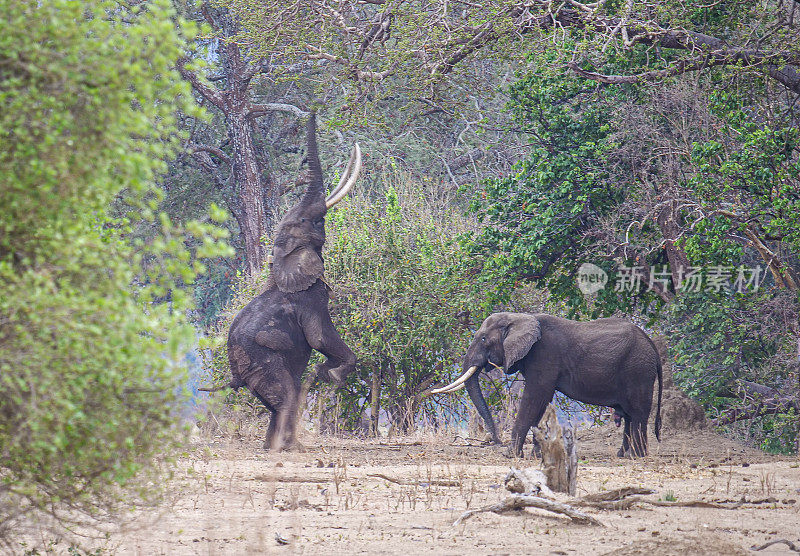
top-left (248, 102), bottom-right (310, 119)
top-left (306, 45), bottom-right (396, 81)
top-left (426, 3), bottom-right (800, 91)
top-left (188, 143), bottom-right (231, 165)
top-left (711, 396), bottom-right (797, 426)
top-left (199, 2), bottom-right (222, 32)
top-left (177, 58), bottom-right (226, 110)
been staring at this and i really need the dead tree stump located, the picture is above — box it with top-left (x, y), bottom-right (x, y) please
top-left (532, 404), bottom-right (577, 496)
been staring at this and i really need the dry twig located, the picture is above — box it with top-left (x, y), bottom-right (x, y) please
top-left (751, 539), bottom-right (800, 552)
top-left (367, 473), bottom-right (461, 487)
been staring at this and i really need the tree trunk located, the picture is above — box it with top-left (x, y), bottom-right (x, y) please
top-left (532, 404), bottom-right (577, 496)
top-left (796, 327), bottom-right (800, 455)
top-left (228, 110), bottom-right (268, 277)
top-left (180, 8), bottom-right (275, 279)
top-left (657, 201), bottom-right (690, 290)
top-left (370, 367), bottom-right (380, 437)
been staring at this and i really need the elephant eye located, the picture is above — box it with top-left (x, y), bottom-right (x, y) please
top-left (481, 336), bottom-right (485, 342)
top-left (301, 218), bottom-right (306, 223)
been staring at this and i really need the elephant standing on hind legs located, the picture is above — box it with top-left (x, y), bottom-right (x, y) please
top-left (432, 312), bottom-right (663, 458)
top-left (202, 112), bottom-right (361, 452)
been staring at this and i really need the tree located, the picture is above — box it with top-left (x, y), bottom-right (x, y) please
top-left (323, 181), bottom-right (488, 432)
top-left (177, 3), bottom-right (300, 277)
top-left (0, 0), bottom-right (230, 546)
top-left (174, 0), bottom-right (537, 285)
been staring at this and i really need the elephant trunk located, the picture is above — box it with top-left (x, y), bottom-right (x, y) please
top-left (464, 370), bottom-right (501, 445)
top-left (302, 112), bottom-right (325, 205)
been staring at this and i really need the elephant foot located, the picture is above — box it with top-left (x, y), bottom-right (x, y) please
top-left (262, 439), bottom-right (307, 453)
top-left (502, 446), bottom-right (524, 459)
top-left (617, 447), bottom-right (627, 458)
top-left (285, 440), bottom-right (307, 453)
top-left (315, 363), bottom-right (344, 386)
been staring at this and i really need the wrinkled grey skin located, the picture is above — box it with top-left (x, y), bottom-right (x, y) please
top-left (460, 312), bottom-right (662, 458)
top-left (225, 114), bottom-right (356, 452)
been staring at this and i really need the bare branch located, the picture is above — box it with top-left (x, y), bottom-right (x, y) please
top-left (306, 45), bottom-right (395, 80)
top-left (712, 396), bottom-right (798, 426)
top-left (249, 103), bottom-right (310, 119)
top-left (199, 2), bottom-right (222, 32)
top-left (242, 59), bottom-right (268, 85)
top-left (454, 494), bottom-right (603, 526)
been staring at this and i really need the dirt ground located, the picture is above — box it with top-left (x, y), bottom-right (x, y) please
top-left (63, 423), bottom-right (799, 555)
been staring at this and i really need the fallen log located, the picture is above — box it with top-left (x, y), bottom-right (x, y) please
top-left (751, 539), bottom-right (800, 552)
top-left (253, 474), bottom-right (331, 484)
top-left (578, 487), bottom-right (655, 503)
top-left (454, 495), bottom-right (602, 526)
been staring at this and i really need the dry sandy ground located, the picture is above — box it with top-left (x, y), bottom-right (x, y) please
top-left (40, 426), bottom-right (800, 555)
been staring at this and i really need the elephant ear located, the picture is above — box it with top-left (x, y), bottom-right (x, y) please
top-left (502, 313), bottom-right (541, 369)
top-left (271, 245), bottom-right (324, 293)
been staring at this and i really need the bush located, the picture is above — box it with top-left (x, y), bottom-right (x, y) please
top-left (0, 0), bottom-right (230, 546)
top-left (323, 178), bottom-right (489, 432)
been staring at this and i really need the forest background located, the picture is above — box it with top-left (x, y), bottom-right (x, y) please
top-left (2, 0), bottom-right (799, 546)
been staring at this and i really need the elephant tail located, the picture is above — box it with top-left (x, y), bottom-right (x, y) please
top-left (199, 376), bottom-right (245, 393)
top-left (654, 351), bottom-right (663, 442)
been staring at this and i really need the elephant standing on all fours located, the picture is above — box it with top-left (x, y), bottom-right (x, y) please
top-left (433, 312), bottom-right (663, 458)
top-left (203, 112), bottom-right (361, 452)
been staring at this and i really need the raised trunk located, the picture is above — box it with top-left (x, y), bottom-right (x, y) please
top-left (465, 371), bottom-right (500, 444)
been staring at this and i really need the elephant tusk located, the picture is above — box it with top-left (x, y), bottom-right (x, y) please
top-left (431, 381), bottom-right (466, 394)
top-left (430, 365), bottom-right (479, 394)
top-left (326, 143), bottom-right (362, 208)
top-left (326, 143), bottom-right (358, 203)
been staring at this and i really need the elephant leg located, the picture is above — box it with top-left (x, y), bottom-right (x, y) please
top-left (529, 437), bottom-right (542, 460)
top-left (303, 308), bottom-right (356, 384)
top-left (270, 383), bottom-right (310, 452)
top-left (617, 413), bottom-right (631, 458)
top-left (264, 408), bottom-right (279, 450)
top-left (250, 390), bottom-right (279, 450)
top-left (269, 406), bottom-right (306, 452)
top-left (245, 359), bottom-right (306, 452)
top-left (510, 382), bottom-right (554, 458)
top-left (629, 417), bottom-right (648, 457)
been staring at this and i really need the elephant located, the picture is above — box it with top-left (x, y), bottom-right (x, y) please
top-left (432, 312), bottom-right (663, 458)
top-left (202, 112), bottom-right (361, 452)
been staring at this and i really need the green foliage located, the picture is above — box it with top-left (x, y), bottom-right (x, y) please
top-left (0, 0), bottom-right (231, 544)
top-left (324, 179), bottom-right (488, 430)
top-left (690, 95), bottom-right (800, 252)
top-left (757, 410), bottom-right (798, 455)
top-left (467, 68), bottom-right (655, 316)
top-left (667, 292), bottom-right (780, 405)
